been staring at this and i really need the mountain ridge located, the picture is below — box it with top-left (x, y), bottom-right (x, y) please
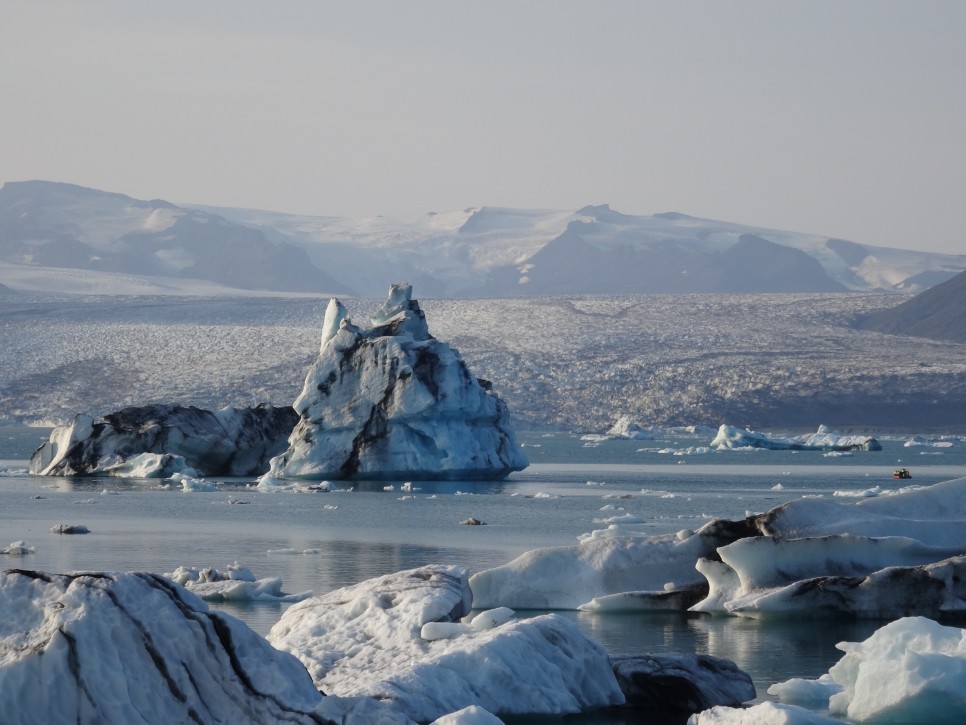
top-left (2, 180), bottom-right (964, 298)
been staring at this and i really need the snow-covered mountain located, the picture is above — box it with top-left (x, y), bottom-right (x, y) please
top-left (196, 202), bottom-right (966, 297)
top-left (2, 180), bottom-right (964, 297)
top-left (0, 181), bottom-right (350, 295)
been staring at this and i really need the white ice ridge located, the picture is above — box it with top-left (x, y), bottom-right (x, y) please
top-left (259, 282), bottom-right (528, 483)
top-left (0, 570), bottom-right (324, 724)
top-left (267, 565), bottom-right (624, 722)
top-left (471, 477), bottom-right (966, 617)
top-left (470, 519), bottom-right (754, 610)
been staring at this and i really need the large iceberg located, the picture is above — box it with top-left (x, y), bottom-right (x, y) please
top-left (710, 424), bottom-right (881, 451)
top-left (0, 569), bottom-right (326, 724)
top-left (267, 564), bottom-right (624, 721)
top-left (260, 283), bottom-right (528, 483)
top-left (29, 403), bottom-right (298, 477)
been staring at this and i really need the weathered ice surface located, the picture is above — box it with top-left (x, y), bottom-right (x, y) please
top-left (268, 565), bottom-right (623, 722)
top-left (0, 569), bottom-right (328, 724)
top-left (29, 403), bottom-right (297, 477)
top-left (260, 283), bottom-right (528, 483)
top-left (610, 654), bottom-right (755, 713)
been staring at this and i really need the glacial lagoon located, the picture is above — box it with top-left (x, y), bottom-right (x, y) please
top-left (2, 428), bottom-right (965, 722)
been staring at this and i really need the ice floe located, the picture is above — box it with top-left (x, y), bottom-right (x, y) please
top-left (710, 424), bottom-right (881, 452)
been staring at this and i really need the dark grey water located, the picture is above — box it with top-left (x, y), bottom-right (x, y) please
top-left (2, 428), bottom-right (964, 722)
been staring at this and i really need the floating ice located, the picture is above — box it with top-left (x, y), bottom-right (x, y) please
top-left (49, 523), bottom-right (90, 534)
top-left (470, 518), bottom-right (756, 610)
top-left (767, 617), bottom-right (966, 723)
top-left (164, 562), bottom-right (311, 603)
top-left (0, 540), bottom-right (35, 556)
top-left (688, 701), bottom-right (839, 724)
top-left (710, 424), bottom-right (881, 452)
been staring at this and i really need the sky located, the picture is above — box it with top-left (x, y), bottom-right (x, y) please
top-left (1, 0), bottom-right (964, 255)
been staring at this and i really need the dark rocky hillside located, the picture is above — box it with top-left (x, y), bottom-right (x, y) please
top-left (856, 269), bottom-right (966, 343)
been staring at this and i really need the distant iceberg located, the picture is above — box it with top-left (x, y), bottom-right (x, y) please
top-left (606, 415), bottom-right (656, 440)
top-left (710, 424), bottom-right (881, 451)
top-left (260, 283), bottom-right (528, 483)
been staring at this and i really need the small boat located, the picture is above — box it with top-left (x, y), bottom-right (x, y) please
top-left (893, 467), bottom-right (912, 479)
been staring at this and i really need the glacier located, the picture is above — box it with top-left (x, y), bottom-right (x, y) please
top-left (259, 283), bottom-right (528, 483)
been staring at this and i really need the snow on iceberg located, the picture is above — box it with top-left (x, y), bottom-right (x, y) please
top-left (0, 570), bottom-right (324, 724)
top-left (29, 403), bottom-right (298, 477)
top-left (267, 564), bottom-right (623, 722)
top-left (259, 283), bottom-right (528, 483)
top-left (710, 424), bottom-right (881, 451)
top-left (768, 616), bottom-right (966, 724)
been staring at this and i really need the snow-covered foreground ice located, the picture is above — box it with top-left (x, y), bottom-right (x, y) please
top-left (0, 570), bottom-right (325, 724)
top-left (729, 617), bottom-right (966, 724)
top-left (268, 564), bottom-right (625, 721)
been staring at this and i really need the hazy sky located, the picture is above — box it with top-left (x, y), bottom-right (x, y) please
top-left (2, 1), bottom-right (964, 255)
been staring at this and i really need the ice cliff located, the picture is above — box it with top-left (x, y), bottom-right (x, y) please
top-left (260, 283), bottom-right (528, 483)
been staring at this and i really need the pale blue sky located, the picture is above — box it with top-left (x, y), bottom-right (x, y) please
top-left (2, 1), bottom-right (964, 254)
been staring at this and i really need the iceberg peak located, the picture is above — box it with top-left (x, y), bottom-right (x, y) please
top-left (261, 283), bottom-right (528, 483)
top-left (319, 297), bottom-right (348, 349)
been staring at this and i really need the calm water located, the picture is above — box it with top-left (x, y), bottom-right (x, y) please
top-left (2, 427), bottom-right (965, 721)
